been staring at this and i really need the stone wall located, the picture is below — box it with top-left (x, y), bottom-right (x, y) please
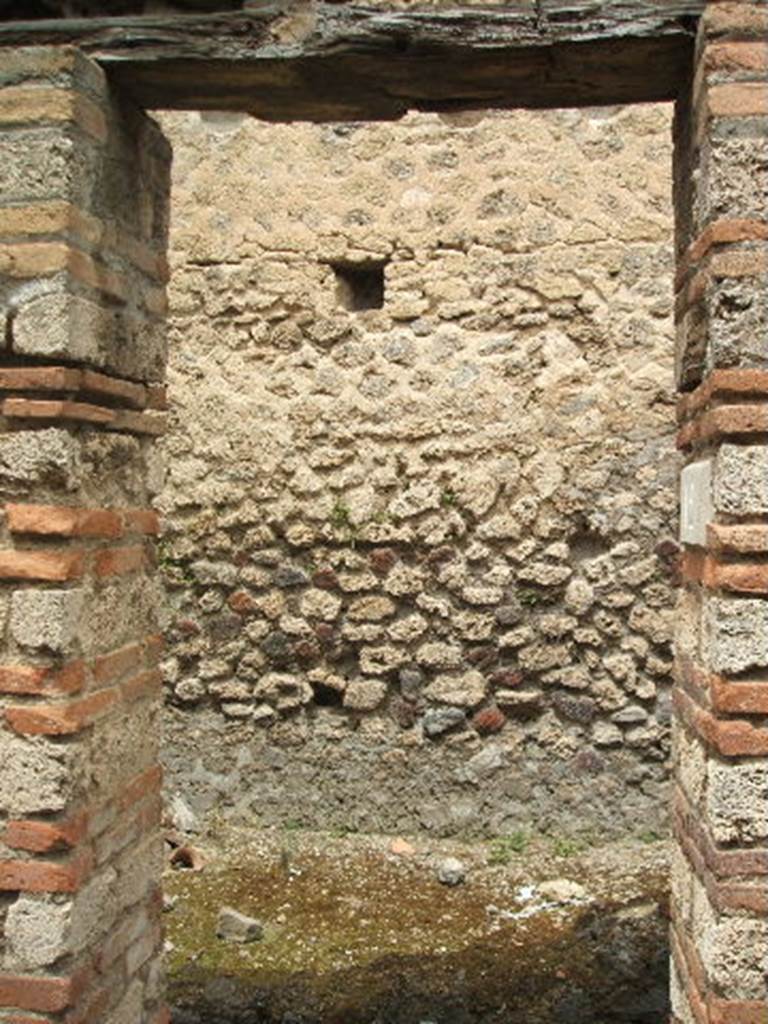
top-left (158, 102), bottom-right (680, 838)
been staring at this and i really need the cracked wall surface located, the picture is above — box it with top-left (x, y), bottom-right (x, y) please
top-left (158, 103), bottom-right (678, 838)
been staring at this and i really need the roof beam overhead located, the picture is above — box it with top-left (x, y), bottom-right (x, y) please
top-left (0, 1), bottom-right (704, 119)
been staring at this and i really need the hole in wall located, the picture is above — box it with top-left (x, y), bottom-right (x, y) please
top-left (332, 260), bottom-right (387, 311)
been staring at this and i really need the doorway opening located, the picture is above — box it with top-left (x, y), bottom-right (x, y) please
top-left (156, 101), bottom-right (678, 1023)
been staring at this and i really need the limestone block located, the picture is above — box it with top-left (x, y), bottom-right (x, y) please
top-left (0, 427), bottom-right (79, 492)
top-left (343, 679), bottom-right (387, 711)
top-left (424, 671), bottom-right (486, 708)
top-left (564, 577), bottom-right (594, 615)
top-left (10, 587), bottom-right (84, 652)
top-left (0, 128), bottom-right (81, 205)
top-left (359, 645), bottom-right (406, 674)
top-left (701, 914), bottom-right (768, 1001)
top-left (706, 758), bottom-right (768, 845)
top-left (347, 595), bottom-right (396, 621)
top-left (673, 726), bottom-right (707, 810)
top-left (0, 730), bottom-right (74, 814)
top-left (4, 894), bottom-right (72, 970)
top-left (299, 588), bottom-right (342, 620)
top-left (415, 642), bottom-right (462, 669)
top-left (698, 135), bottom-right (768, 225)
top-left (714, 444), bottom-right (768, 517)
top-left (706, 274), bottom-right (768, 373)
top-left (706, 596), bottom-right (768, 674)
top-left (12, 289), bottom-right (106, 366)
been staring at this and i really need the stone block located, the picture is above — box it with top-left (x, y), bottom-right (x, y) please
top-left (342, 679), bottom-right (387, 711)
top-left (714, 443), bottom-right (768, 517)
top-left (4, 894), bottom-right (72, 970)
top-left (674, 726), bottom-right (707, 809)
top-left (697, 135), bottom-right (768, 225)
top-left (701, 914), bottom-right (768, 1001)
top-left (706, 596), bottom-right (768, 673)
top-left (0, 729), bottom-right (74, 814)
top-left (216, 906), bottom-right (264, 943)
top-left (706, 272), bottom-right (768, 372)
top-left (0, 129), bottom-right (83, 206)
top-left (707, 758), bottom-right (768, 844)
top-left (77, 576), bottom-right (161, 657)
top-left (424, 671), bottom-right (486, 708)
top-left (0, 428), bottom-right (79, 493)
top-left (10, 587), bottom-right (84, 652)
top-left (70, 868), bottom-right (118, 954)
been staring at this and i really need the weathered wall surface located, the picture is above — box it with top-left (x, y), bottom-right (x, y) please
top-left (158, 102), bottom-right (679, 838)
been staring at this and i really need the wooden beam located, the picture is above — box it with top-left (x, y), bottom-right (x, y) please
top-left (0, 1), bottom-right (703, 120)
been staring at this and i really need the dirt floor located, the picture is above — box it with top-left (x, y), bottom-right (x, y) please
top-left (165, 827), bottom-right (671, 1024)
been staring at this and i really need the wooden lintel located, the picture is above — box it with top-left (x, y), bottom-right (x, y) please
top-left (0, 1), bottom-right (703, 120)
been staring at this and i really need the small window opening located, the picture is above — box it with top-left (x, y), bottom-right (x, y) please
top-left (332, 261), bottom-right (386, 311)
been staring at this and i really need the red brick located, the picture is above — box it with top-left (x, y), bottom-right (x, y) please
top-left (6, 504), bottom-right (123, 540)
top-left (2, 398), bottom-right (116, 426)
top-left (688, 218), bottom-right (768, 264)
top-left (678, 368), bottom-right (768, 422)
top-left (707, 523), bottom-right (768, 554)
top-left (713, 881), bottom-right (768, 914)
top-left (0, 660), bottom-right (84, 696)
top-left (228, 589), bottom-right (257, 614)
top-left (120, 668), bottom-right (162, 704)
top-left (93, 544), bottom-right (146, 577)
top-left (0, 854), bottom-right (88, 894)
top-left (0, 366), bottom-right (81, 393)
top-left (674, 786), bottom-right (768, 877)
top-left (7, 504), bottom-right (78, 537)
top-left (676, 251), bottom-right (768, 319)
top-left (677, 404), bottom-right (768, 448)
top-left (674, 687), bottom-right (768, 756)
top-left (704, 40), bottom-right (768, 74)
top-left (143, 633), bottom-right (165, 665)
top-left (670, 930), bottom-right (709, 1024)
top-left (711, 716), bottom-right (768, 756)
top-left (122, 508), bottom-right (160, 536)
top-left (711, 675), bottom-right (768, 715)
top-left (705, 2), bottom-right (768, 40)
top-left (5, 689), bottom-right (119, 736)
top-left (118, 764), bottom-right (163, 813)
top-left (0, 973), bottom-right (81, 1013)
top-left (92, 643), bottom-right (142, 687)
top-left (4, 812), bottom-right (88, 853)
top-left (711, 1001), bottom-right (768, 1024)
top-left (708, 81), bottom-right (768, 117)
top-left (81, 368), bottom-right (146, 409)
top-left (472, 704), bottom-right (506, 735)
top-left (111, 409), bottom-right (167, 436)
top-left (146, 384), bottom-right (168, 410)
top-left (702, 557), bottom-right (768, 595)
top-left (0, 549), bottom-right (84, 581)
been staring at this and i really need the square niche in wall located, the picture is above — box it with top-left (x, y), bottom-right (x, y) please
top-left (332, 260), bottom-right (387, 311)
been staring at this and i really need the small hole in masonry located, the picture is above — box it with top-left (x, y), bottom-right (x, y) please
top-left (332, 261), bottom-right (386, 311)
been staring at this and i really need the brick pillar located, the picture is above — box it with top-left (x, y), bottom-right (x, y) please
top-left (672, 4), bottom-right (768, 1024)
top-left (0, 48), bottom-right (170, 1022)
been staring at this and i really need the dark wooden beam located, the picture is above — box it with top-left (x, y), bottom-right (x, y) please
top-left (0, 1), bottom-right (703, 120)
